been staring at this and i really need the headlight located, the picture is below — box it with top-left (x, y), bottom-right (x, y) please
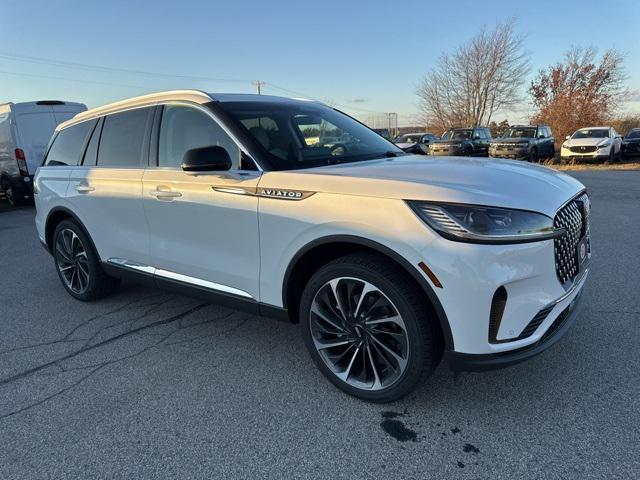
top-left (407, 201), bottom-right (566, 244)
top-left (597, 141), bottom-right (610, 149)
top-left (518, 141), bottom-right (529, 148)
top-left (562, 143), bottom-right (570, 149)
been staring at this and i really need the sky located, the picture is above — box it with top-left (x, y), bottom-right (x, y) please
top-left (0, 0), bottom-right (638, 126)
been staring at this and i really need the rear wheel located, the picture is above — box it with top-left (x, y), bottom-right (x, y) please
top-left (53, 220), bottom-right (120, 301)
top-left (300, 252), bottom-right (442, 402)
top-left (1, 177), bottom-right (24, 207)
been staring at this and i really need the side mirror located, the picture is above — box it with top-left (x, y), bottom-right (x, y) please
top-left (565, 135), bottom-right (571, 140)
top-left (473, 134), bottom-right (480, 140)
top-left (538, 134), bottom-right (545, 139)
top-left (181, 145), bottom-right (232, 172)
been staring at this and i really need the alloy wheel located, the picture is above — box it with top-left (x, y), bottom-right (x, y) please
top-left (309, 277), bottom-right (409, 391)
top-left (56, 228), bottom-right (90, 294)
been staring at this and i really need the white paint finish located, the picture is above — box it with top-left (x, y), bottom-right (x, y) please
top-left (257, 186), bottom-right (437, 308)
top-left (66, 167), bottom-right (149, 265)
top-left (142, 169), bottom-right (262, 300)
top-left (258, 156), bottom-right (584, 217)
top-left (33, 166), bottom-right (73, 241)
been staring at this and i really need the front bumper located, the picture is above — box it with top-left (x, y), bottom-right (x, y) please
top-left (489, 147), bottom-right (528, 160)
top-left (561, 153), bottom-right (608, 162)
top-left (429, 146), bottom-right (464, 156)
top-left (445, 277), bottom-right (585, 371)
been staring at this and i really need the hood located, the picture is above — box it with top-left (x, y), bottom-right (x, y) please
top-left (564, 138), bottom-right (609, 147)
top-left (623, 137), bottom-right (640, 143)
top-left (260, 155), bottom-right (585, 217)
top-left (492, 137), bottom-right (532, 144)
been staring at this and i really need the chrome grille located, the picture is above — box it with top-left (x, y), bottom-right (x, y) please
top-left (553, 193), bottom-right (590, 285)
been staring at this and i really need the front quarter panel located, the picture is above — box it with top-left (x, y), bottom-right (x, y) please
top-left (257, 181), bottom-right (440, 309)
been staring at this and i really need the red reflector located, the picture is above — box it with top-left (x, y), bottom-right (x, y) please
top-left (15, 148), bottom-right (28, 176)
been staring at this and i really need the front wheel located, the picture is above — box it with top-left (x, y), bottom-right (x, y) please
top-left (528, 148), bottom-right (538, 163)
top-left (300, 253), bottom-right (442, 402)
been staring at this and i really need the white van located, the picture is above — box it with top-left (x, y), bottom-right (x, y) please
top-left (0, 100), bottom-right (87, 206)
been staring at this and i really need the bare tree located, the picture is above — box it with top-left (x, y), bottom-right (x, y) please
top-left (417, 19), bottom-right (530, 130)
top-left (529, 47), bottom-right (628, 141)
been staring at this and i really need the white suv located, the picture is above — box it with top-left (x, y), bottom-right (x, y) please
top-left (561, 126), bottom-right (622, 163)
top-left (34, 90), bottom-right (591, 402)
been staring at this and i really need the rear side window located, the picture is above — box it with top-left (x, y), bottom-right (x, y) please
top-left (98, 108), bottom-right (152, 167)
top-left (44, 120), bottom-right (96, 166)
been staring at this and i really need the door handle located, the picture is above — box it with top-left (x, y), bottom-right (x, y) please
top-left (75, 184), bottom-right (94, 193)
top-left (150, 186), bottom-right (182, 200)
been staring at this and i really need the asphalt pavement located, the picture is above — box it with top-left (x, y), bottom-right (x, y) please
top-left (0, 170), bottom-right (638, 479)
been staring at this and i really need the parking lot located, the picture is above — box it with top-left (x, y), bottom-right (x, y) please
top-left (0, 170), bottom-right (638, 479)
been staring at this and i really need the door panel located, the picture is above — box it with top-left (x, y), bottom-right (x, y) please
top-left (68, 167), bottom-right (149, 265)
top-left (142, 169), bottom-right (261, 299)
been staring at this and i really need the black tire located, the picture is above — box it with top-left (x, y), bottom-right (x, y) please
top-left (52, 219), bottom-right (120, 301)
top-left (1, 177), bottom-right (24, 207)
top-left (464, 146), bottom-right (473, 157)
top-left (528, 148), bottom-right (538, 163)
top-left (549, 145), bottom-right (555, 161)
top-left (299, 252), bottom-right (442, 403)
top-left (606, 148), bottom-right (614, 164)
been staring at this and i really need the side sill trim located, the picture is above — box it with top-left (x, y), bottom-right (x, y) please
top-left (102, 260), bottom-right (289, 322)
top-left (106, 258), bottom-right (253, 299)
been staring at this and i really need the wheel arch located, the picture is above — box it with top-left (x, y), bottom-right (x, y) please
top-left (45, 207), bottom-right (101, 261)
top-left (282, 234), bottom-right (454, 350)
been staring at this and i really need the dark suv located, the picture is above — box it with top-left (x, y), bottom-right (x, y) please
top-left (428, 127), bottom-right (492, 157)
top-left (489, 125), bottom-right (554, 162)
top-left (621, 128), bottom-right (640, 159)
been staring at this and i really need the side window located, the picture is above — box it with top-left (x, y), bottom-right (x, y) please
top-left (44, 120), bottom-right (96, 166)
top-left (158, 105), bottom-right (241, 169)
top-left (98, 107), bottom-right (152, 167)
top-left (545, 127), bottom-right (552, 137)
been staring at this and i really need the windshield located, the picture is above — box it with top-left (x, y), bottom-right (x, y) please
top-left (627, 130), bottom-right (640, 139)
top-left (395, 134), bottom-right (422, 143)
top-left (216, 101), bottom-right (403, 170)
top-left (572, 129), bottom-right (609, 139)
top-left (441, 129), bottom-right (472, 140)
top-left (503, 127), bottom-right (536, 138)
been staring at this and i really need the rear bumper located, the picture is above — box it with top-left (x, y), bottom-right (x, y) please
top-left (446, 288), bottom-right (584, 371)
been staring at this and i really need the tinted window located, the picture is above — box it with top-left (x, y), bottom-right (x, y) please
top-left (98, 108), bottom-right (152, 167)
top-left (216, 101), bottom-right (403, 170)
top-left (44, 120), bottom-right (95, 166)
top-left (158, 105), bottom-right (241, 169)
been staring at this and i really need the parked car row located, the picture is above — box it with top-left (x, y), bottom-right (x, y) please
top-left (393, 124), bottom-right (637, 164)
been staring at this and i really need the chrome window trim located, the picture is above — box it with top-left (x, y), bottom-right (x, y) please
top-left (106, 258), bottom-right (254, 299)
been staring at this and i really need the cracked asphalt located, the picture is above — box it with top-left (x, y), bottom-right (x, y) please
top-left (1, 170), bottom-right (639, 479)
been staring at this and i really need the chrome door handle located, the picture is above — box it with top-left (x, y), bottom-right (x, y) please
top-left (75, 184), bottom-right (94, 193)
top-left (150, 188), bottom-right (182, 200)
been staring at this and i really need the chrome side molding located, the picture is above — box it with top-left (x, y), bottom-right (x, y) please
top-left (106, 258), bottom-right (253, 299)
